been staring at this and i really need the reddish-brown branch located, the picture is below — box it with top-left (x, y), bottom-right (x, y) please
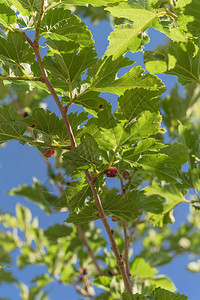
top-left (85, 170), bottom-right (132, 294)
top-left (21, 30), bottom-right (132, 294)
top-left (120, 178), bottom-right (132, 288)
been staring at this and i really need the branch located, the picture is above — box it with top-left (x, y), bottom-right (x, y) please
top-left (120, 178), bottom-right (132, 287)
top-left (76, 225), bottom-right (104, 276)
top-left (85, 170), bottom-right (132, 294)
top-left (0, 76), bottom-right (43, 82)
top-left (34, 0), bottom-right (45, 44)
top-left (21, 31), bottom-right (76, 149)
top-left (22, 30), bottom-right (132, 294)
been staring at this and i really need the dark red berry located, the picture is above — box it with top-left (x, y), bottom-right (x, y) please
top-left (98, 103), bottom-right (103, 109)
top-left (83, 268), bottom-right (88, 275)
top-left (123, 171), bottom-right (130, 180)
top-left (43, 147), bottom-right (55, 158)
top-left (108, 269), bottom-right (115, 276)
top-left (105, 167), bottom-right (118, 178)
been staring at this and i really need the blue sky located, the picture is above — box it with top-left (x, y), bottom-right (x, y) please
top-left (0, 13), bottom-right (200, 300)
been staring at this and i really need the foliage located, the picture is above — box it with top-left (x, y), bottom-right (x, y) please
top-left (0, 0), bottom-right (200, 299)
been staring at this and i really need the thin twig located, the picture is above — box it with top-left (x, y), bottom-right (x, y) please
top-left (120, 178), bottom-right (132, 286)
top-left (85, 170), bottom-right (132, 294)
top-left (76, 225), bottom-right (104, 276)
top-left (0, 76), bottom-right (43, 81)
top-left (34, 0), bottom-right (45, 44)
top-left (128, 217), bottom-right (140, 248)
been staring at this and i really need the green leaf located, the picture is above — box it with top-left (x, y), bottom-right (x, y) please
top-left (105, 2), bottom-right (186, 58)
top-left (25, 107), bottom-right (63, 136)
top-left (152, 287), bottom-right (188, 300)
top-left (83, 110), bottom-right (162, 153)
top-left (118, 88), bottom-right (165, 120)
top-left (144, 181), bottom-right (187, 227)
top-left (159, 142), bottom-right (188, 167)
top-left (90, 56), bottom-right (165, 95)
top-left (144, 41), bottom-right (200, 85)
top-left (0, 105), bottom-right (27, 143)
top-left (0, 32), bottom-right (34, 76)
top-left (177, 0), bottom-right (200, 38)
top-left (44, 224), bottom-right (72, 240)
top-left (149, 276), bottom-right (176, 292)
top-left (122, 138), bottom-right (165, 162)
top-left (122, 292), bottom-right (147, 300)
top-left (9, 179), bottom-right (58, 213)
top-left (60, 178), bottom-right (92, 211)
top-left (9, 0), bottom-right (41, 16)
top-left (63, 133), bottom-right (102, 171)
top-left (136, 153), bottom-right (177, 182)
top-left (66, 202), bottom-right (98, 224)
top-left (0, 269), bottom-right (16, 284)
top-left (56, 0), bottom-right (124, 6)
top-left (69, 91), bottom-right (109, 117)
top-left (126, 191), bottom-right (164, 214)
top-left (130, 257), bottom-right (158, 278)
top-left (43, 40), bottom-right (96, 94)
top-left (101, 189), bottom-right (141, 222)
top-left (41, 8), bottom-right (93, 47)
top-left (0, 3), bottom-right (17, 30)
top-left (67, 188), bottom-right (141, 224)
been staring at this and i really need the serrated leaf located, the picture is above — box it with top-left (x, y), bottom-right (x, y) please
top-left (63, 133), bottom-right (102, 171)
top-left (43, 40), bottom-right (96, 94)
top-left (118, 88), bottom-right (165, 120)
top-left (41, 8), bottom-right (93, 47)
top-left (177, 0), bottom-right (200, 38)
top-left (122, 292), bottom-right (147, 300)
top-left (126, 191), bottom-right (164, 214)
top-left (0, 32), bottom-right (34, 76)
top-left (44, 224), bottom-right (72, 240)
top-left (101, 189), bottom-right (141, 222)
top-left (0, 105), bottom-right (27, 143)
top-left (25, 107), bottom-right (62, 136)
top-left (60, 178), bottom-right (92, 211)
top-left (83, 110), bottom-right (162, 153)
top-left (144, 41), bottom-right (200, 85)
top-left (9, 0), bottom-right (41, 16)
top-left (136, 153), bottom-right (177, 182)
top-left (159, 142), bottom-right (188, 166)
top-left (56, 0), bottom-right (124, 6)
top-left (144, 181), bottom-right (187, 227)
top-left (70, 91), bottom-right (109, 117)
top-left (67, 188), bottom-right (141, 224)
top-left (152, 287), bottom-right (188, 300)
top-left (130, 257), bottom-right (158, 278)
top-left (9, 179), bottom-right (58, 213)
top-left (105, 2), bottom-right (186, 58)
top-left (0, 3), bottom-right (17, 30)
top-left (90, 56), bottom-right (165, 96)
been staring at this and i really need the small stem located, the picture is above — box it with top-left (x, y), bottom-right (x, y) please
top-left (0, 76), bottom-right (43, 82)
top-left (76, 225), bottom-right (103, 276)
top-left (85, 170), bottom-right (132, 294)
top-left (128, 217), bottom-right (140, 248)
top-left (120, 178), bottom-right (132, 286)
top-left (34, 0), bottom-right (45, 44)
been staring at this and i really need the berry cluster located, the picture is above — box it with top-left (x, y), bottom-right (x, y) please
top-left (43, 147), bottom-right (55, 158)
top-left (105, 167), bottom-right (118, 178)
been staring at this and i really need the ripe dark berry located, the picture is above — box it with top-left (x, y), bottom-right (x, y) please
top-left (43, 147), bottom-right (55, 158)
top-left (105, 167), bottom-right (118, 178)
top-left (108, 269), bottom-right (115, 276)
top-left (123, 171), bottom-right (130, 180)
